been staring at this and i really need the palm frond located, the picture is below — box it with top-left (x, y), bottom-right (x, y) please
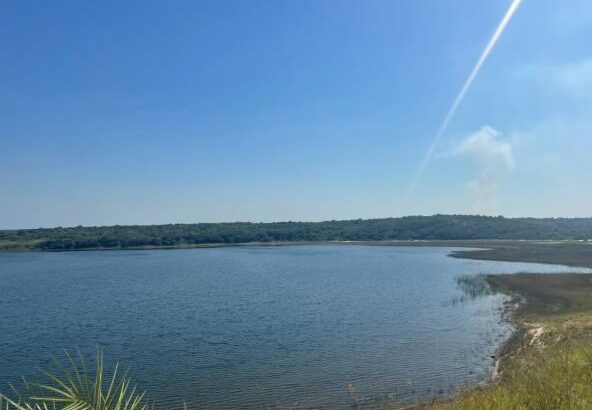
top-left (3, 350), bottom-right (149, 410)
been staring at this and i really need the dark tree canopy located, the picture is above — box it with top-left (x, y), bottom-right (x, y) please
top-left (1, 215), bottom-right (592, 251)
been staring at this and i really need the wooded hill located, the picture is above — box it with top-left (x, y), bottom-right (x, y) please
top-left (1, 215), bottom-right (591, 251)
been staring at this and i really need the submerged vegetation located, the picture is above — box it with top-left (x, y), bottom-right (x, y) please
top-left (456, 274), bottom-right (494, 299)
top-left (2, 215), bottom-right (592, 251)
top-left (423, 273), bottom-right (592, 410)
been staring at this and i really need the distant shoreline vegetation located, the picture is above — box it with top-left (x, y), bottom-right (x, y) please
top-left (1, 215), bottom-right (592, 252)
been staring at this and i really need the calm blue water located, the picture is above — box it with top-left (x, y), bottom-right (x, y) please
top-left (0, 246), bottom-right (588, 409)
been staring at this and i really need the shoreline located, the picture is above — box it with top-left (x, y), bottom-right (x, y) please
top-left (421, 271), bottom-right (592, 409)
top-left (4, 239), bottom-right (592, 268)
top-left (486, 292), bottom-right (525, 383)
top-left (4, 240), bottom-right (592, 408)
top-left (395, 240), bottom-right (592, 409)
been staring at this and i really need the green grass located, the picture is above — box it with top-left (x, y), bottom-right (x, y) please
top-left (422, 339), bottom-right (592, 409)
top-left (420, 273), bottom-right (592, 410)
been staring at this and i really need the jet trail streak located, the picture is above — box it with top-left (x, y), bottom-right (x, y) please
top-left (400, 0), bottom-right (523, 212)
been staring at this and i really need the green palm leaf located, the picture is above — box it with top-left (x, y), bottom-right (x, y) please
top-left (2, 350), bottom-right (149, 410)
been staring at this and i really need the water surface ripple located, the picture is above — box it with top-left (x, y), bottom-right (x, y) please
top-left (0, 246), bottom-right (588, 408)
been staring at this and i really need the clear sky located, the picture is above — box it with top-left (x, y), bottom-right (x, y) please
top-left (1, 0), bottom-right (591, 229)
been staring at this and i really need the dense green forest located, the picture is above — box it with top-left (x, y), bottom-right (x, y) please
top-left (1, 215), bottom-right (592, 251)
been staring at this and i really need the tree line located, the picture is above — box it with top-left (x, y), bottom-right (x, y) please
top-left (1, 215), bottom-right (592, 251)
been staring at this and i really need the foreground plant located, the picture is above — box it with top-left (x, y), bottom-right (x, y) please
top-left (0, 350), bottom-right (149, 410)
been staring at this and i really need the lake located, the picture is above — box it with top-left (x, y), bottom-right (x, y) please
top-left (0, 245), bottom-right (588, 408)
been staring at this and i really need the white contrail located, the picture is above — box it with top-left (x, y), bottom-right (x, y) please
top-left (399, 0), bottom-right (523, 213)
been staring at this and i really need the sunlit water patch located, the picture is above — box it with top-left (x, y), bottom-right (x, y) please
top-left (0, 246), bottom-right (589, 409)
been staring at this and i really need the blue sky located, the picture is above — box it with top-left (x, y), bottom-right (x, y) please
top-left (1, 0), bottom-right (591, 228)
